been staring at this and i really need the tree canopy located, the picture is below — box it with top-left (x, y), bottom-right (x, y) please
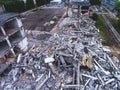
top-left (92, 13), bottom-right (98, 20)
top-left (89, 0), bottom-right (101, 6)
top-left (115, 1), bottom-right (120, 18)
top-left (0, 0), bottom-right (51, 12)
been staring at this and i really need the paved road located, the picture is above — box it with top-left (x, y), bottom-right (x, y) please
top-left (102, 14), bottom-right (120, 42)
top-left (91, 12), bottom-right (108, 15)
top-left (102, 6), bottom-right (116, 18)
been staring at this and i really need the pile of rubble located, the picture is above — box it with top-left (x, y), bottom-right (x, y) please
top-left (0, 16), bottom-right (120, 90)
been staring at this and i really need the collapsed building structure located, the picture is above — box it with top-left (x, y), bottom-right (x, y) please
top-left (70, 0), bottom-right (90, 17)
top-left (0, 1), bottom-right (120, 90)
top-left (0, 12), bottom-right (119, 90)
top-left (0, 7), bottom-right (28, 74)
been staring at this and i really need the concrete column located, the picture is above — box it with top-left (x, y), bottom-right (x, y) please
top-left (20, 27), bottom-right (25, 37)
top-left (0, 26), bottom-right (6, 35)
top-left (16, 18), bottom-right (25, 37)
top-left (10, 48), bottom-right (16, 57)
top-left (78, 5), bottom-right (81, 18)
top-left (6, 37), bottom-right (12, 47)
top-left (16, 18), bottom-right (23, 27)
top-left (33, 0), bottom-right (37, 7)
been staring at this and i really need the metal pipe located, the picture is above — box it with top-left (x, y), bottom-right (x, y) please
top-left (61, 84), bottom-right (81, 88)
top-left (82, 74), bottom-right (98, 80)
top-left (104, 78), bottom-right (115, 85)
top-left (77, 63), bottom-right (80, 90)
top-left (81, 79), bottom-right (91, 90)
top-left (107, 55), bottom-right (118, 70)
top-left (94, 59), bottom-right (110, 75)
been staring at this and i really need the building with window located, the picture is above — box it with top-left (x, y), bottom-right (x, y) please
top-left (102, 0), bottom-right (119, 10)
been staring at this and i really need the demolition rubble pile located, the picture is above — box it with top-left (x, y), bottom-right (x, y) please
top-left (0, 16), bottom-right (120, 90)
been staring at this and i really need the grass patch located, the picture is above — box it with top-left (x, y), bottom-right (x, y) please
top-left (94, 15), bottom-right (108, 40)
top-left (106, 15), bottom-right (120, 34)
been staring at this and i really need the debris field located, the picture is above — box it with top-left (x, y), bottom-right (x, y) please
top-left (0, 15), bottom-right (120, 90)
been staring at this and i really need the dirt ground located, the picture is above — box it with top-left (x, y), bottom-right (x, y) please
top-left (102, 27), bottom-right (120, 60)
top-left (21, 7), bottom-right (65, 31)
top-left (21, 7), bottom-right (65, 47)
top-left (101, 9), bottom-right (120, 60)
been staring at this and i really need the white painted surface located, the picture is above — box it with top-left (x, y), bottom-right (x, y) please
top-left (44, 57), bottom-right (55, 63)
top-left (18, 38), bottom-right (28, 50)
top-left (16, 18), bottom-right (23, 27)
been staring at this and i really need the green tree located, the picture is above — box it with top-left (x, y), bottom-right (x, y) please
top-left (92, 13), bottom-right (98, 20)
top-left (0, 0), bottom-right (25, 12)
top-left (26, 0), bottom-right (35, 10)
top-left (89, 0), bottom-right (101, 6)
top-left (36, 0), bottom-right (51, 6)
top-left (115, 1), bottom-right (120, 17)
top-left (0, 0), bottom-right (52, 12)
top-left (117, 18), bottom-right (120, 26)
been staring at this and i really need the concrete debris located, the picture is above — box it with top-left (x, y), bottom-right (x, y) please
top-left (0, 63), bottom-right (10, 74)
top-left (0, 15), bottom-right (120, 90)
top-left (43, 22), bottom-right (50, 27)
top-left (50, 21), bottom-right (55, 25)
top-left (17, 54), bottom-right (22, 63)
top-left (36, 34), bottom-right (52, 40)
top-left (53, 16), bottom-right (58, 20)
top-left (44, 17), bottom-right (57, 27)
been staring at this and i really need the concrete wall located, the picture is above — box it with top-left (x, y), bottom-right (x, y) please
top-left (0, 4), bottom-right (5, 14)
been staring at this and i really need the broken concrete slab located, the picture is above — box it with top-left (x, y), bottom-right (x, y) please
top-left (0, 12), bottom-right (120, 90)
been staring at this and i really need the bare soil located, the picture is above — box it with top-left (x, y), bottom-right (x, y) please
top-left (22, 7), bottom-right (65, 31)
top-left (102, 26), bottom-right (120, 60)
